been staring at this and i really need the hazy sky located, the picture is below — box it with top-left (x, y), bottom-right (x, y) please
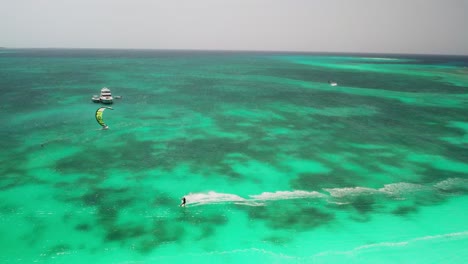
top-left (1, 0), bottom-right (468, 55)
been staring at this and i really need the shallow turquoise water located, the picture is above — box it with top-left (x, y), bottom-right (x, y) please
top-left (1, 49), bottom-right (467, 263)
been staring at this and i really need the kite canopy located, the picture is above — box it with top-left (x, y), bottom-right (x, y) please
top-left (95, 107), bottom-right (113, 128)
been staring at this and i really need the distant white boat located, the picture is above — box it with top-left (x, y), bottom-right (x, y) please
top-left (92, 94), bottom-right (100, 103)
top-left (100, 87), bottom-right (113, 104)
top-left (328, 80), bottom-right (338, 86)
top-left (92, 87), bottom-right (113, 104)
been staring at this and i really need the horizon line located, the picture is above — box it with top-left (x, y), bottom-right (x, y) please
top-left (1, 46), bottom-right (468, 57)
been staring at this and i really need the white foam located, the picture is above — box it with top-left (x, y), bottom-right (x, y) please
top-left (324, 187), bottom-right (379, 198)
top-left (324, 182), bottom-right (429, 198)
top-left (413, 231), bottom-right (468, 242)
top-left (250, 190), bottom-right (326, 201)
top-left (184, 191), bottom-right (247, 206)
top-left (314, 241), bottom-right (407, 258)
top-left (184, 178), bottom-right (465, 207)
top-left (354, 241), bottom-right (409, 251)
top-left (434, 177), bottom-right (468, 191)
top-left (234, 201), bottom-right (265, 207)
top-left (379, 182), bottom-right (428, 196)
top-left (183, 190), bottom-right (325, 207)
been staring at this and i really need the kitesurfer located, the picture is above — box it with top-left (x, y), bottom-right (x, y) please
top-left (180, 197), bottom-right (186, 207)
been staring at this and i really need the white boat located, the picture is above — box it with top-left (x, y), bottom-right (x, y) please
top-left (99, 87), bottom-right (113, 104)
top-left (92, 95), bottom-right (100, 103)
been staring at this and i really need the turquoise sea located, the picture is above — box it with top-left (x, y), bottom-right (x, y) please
top-left (1, 49), bottom-right (467, 263)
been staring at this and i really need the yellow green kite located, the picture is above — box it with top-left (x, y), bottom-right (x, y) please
top-left (95, 107), bottom-right (113, 129)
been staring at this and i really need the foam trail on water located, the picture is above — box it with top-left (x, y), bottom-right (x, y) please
top-left (324, 186), bottom-right (379, 198)
top-left (250, 190), bottom-right (327, 201)
top-left (434, 177), bottom-right (468, 192)
top-left (324, 182), bottom-right (431, 198)
top-left (184, 190), bottom-right (325, 207)
top-left (184, 191), bottom-right (260, 207)
top-left (379, 182), bottom-right (428, 195)
top-left (184, 178), bottom-right (467, 207)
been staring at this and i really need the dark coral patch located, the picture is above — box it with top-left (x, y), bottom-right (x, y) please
top-left (75, 223), bottom-right (92, 232)
top-left (156, 137), bottom-right (253, 178)
top-left (351, 196), bottom-right (377, 215)
top-left (291, 172), bottom-right (349, 190)
top-left (262, 235), bottom-right (293, 245)
top-left (197, 226), bottom-right (216, 241)
top-left (392, 205), bottom-right (418, 216)
top-left (0, 168), bottom-right (45, 191)
top-left (153, 194), bottom-right (175, 207)
top-left (55, 136), bottom-right (158, 175)
top-left (175, 209), bottom-right (228, 240)
top-left (246, 203), bottom-right (334, 230)
top-left (136, 219), bottom-right (186, 254)
top-left (105, 224), bottom-right (146, 241)
top-left (176, 211), bottom-right (228, 226)
top-left (329, 195), bottom-right (379, 216)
